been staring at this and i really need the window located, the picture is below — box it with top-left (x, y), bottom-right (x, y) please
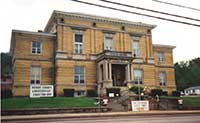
top-left (158, 52), bottom-right (165, 63)
top-left (159, 72), bottom-right (166, 86)
top-left (74, 90), bottom-right (85, 97)
top-left (74, 33), bottom-right (84, 54)
top-left (74, 66), bottom-right (85, 84)
top-left (104, 34), bottom-right (114, 50)
top-left (133, 69), bottom-right (143, 84)
top-left (30, 66), bottom-right (41, 85)
top-left (132, 37), bottom-right (140, 57)
top-left (32, 41), bottom-right (41, 54)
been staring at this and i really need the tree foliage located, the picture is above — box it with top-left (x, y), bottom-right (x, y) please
top-left (1, 52), bottom-right (12, 76)
top-left (175, 57), bottom-right (200, 91)
top-left (129, 86), bottom-right (144, 94)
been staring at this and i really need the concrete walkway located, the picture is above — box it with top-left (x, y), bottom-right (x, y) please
top-left (2, 110), bottom-right (200, 121)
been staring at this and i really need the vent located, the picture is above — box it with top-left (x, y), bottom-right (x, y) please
top-left (92, 22), bottom-right (96, 27)
top-left (60, 18), bottom-right (64, 23)
top-left (121, 26), bottom-right (125, 31)
top-left (38, 30), bottom-right (43, 32)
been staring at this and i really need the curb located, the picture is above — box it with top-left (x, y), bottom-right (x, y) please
top-left (2, 110), bottom-right (200, 121)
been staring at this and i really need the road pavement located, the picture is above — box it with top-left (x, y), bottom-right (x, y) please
top-left (2, 114), bottom-right (200, 123)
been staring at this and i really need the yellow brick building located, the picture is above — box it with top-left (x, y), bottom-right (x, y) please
top-left (10, 10), bottom-right (176, 97)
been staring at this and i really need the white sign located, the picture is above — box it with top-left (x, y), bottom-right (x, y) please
top-left (109, 93), bottom-right (114, 97)
top-left (131, 100), bottom-right (149, 111)
top-left (30, 85), bottom-right (54, 98)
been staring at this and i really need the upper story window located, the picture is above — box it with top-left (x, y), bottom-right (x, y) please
top-left (74, 31), bottom-right (84, 54)
top-left (32, 41), bottom-right (42, 54)
top-left (104, 33), bottom-right (114, 51)
top-left (74, 66), bottom-right (85, 84)
top-left (132, 36), bottom-right (141, 57)
top-left (159, 72), bottom-right (166, 86)
top-left (158, 52), bottom-right (165, 63)
top-left (133, 69), bottom-right (143, 85)
top-left (30, 66), bottom-right (41, 85)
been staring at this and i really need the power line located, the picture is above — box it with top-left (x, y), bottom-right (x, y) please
top-left (99, 0), bottom-right (200, 22)
top-left (69, 0), bottom-right (200, 27)
top-left (152, 0), bottom-right (200, 12)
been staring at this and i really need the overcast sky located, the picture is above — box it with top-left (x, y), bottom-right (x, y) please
top-left (0, 0), bottom-right (200, 62)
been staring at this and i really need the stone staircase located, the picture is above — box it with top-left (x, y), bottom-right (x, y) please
top-left (108, 87), bottom-right (136, 112)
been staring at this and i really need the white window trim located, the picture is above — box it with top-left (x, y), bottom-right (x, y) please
top-left (158, 52), bottom-right (165, 63)
top-left (104, 33), bottom-right (114, 51)
top-left (73, 30), bottom-right (84, 54)
top-left (30, 66), bottom-right (41, 85)
top-left (31, 41), bottom-right (42, 55)
top-left (159, 71), bottom-right (166, 86)
top-left (132, 36), bottom-right (141, 57)
top-left (133, 69), bottom-right (143, 84)
top-left (73, 66), bottom-right (86, 84)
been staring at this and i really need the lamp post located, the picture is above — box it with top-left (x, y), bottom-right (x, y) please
top-left (97, 83), bottom-right (101, 112)
top-left (138, 77), bottom-right (141, 100)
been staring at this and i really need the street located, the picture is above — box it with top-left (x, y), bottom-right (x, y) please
top-left (3, 114), bottom-right (200, 123)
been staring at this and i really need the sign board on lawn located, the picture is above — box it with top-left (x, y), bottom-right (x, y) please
top-left (30, 85), bottom-right (54, 98)
top-left (131, 100), bottom-right (149, 111)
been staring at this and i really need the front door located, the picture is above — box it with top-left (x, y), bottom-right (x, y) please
top-left (112, 64), bottom-right (126, 86)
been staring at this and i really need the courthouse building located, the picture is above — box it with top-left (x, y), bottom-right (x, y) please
top-left (10, 10), bottom-right (176, 96)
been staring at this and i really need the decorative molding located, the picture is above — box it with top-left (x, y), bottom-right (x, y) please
top-left (56, 51), bottom-right (68, 59)
top-left (72, 54), bottom-right (86, 60)
top-left (147, 57), bottom-right (155, 64)
top-left (53, 10), bottom-right (156, 29)
top-left (133, 58), bottom-right (143, 63)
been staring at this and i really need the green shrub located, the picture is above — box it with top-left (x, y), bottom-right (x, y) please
top-left (106, 88), bottom-right (120, 97)
top-left (162, 91), bottom-right (168, 96)
top-left (129, 86), bottom-right (144, 94)
top-left (1, 89), bottom-right (12, 99)
top-left (87, 89), bottom-right (97, 97)
top-left (172, 90), bottom-right (181, 97)
top-left (63, 89), bottom-right (74, 97)
top-left (151, 89), bottom-right (163, 97)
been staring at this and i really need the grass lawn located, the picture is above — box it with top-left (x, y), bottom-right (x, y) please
top-left (182, 96), bottom-right (200, 106)
top-left (1, 97), bottom-right (97, 110)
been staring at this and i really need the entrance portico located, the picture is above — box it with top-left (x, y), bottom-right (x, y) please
top-left (96, 50), bottom-right (134, 95)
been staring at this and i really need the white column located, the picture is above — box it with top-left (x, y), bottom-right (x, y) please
top-left (97, 64), bottom-right (102, 82)
top-left (104, 60), bottom-right (108, 81)
top-left (127, 64), bottom-right (130, 81)
top-left (130, 64), bottom-right (133, 81)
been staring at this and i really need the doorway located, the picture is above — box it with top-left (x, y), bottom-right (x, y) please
top-left (112, 64), bottom-right (126, 86)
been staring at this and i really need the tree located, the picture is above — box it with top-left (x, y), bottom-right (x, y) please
top-left (129, 86), bottom-right (144, 95)
top-left (1, 52), bottom-right (12, 77)
top-left (175, 57), bottom-right (200, 91)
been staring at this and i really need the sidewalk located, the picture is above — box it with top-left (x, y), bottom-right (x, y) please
top-left (2, 110), bottom-right (200, 121)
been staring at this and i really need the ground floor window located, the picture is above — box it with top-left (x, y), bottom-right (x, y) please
top-left (133, 69), bottom-right (143, 85)
top-left (74, 90), bottom-right (85, 97)
top-left (159, 71), bottom-right (166, 86)
top-left (74, 66), bottom-right (85, 84)
top-left (30, 66), bottom-right (41, 85)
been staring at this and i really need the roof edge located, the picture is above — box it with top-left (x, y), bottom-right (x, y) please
top-left (153, 44), bottom-right (176, 49)
top-left (12, 29), bottom-right (56, 37)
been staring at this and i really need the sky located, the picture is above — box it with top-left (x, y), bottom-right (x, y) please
top-left (0, 0), bottom-right (200, 63)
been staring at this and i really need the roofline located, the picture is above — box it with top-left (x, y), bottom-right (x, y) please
top-left (153, 44), bottom-right (176, 49)
top-left (12, 29), bottom-right (56, 37)
top-left (45, 10), bottom-right (157, 31)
